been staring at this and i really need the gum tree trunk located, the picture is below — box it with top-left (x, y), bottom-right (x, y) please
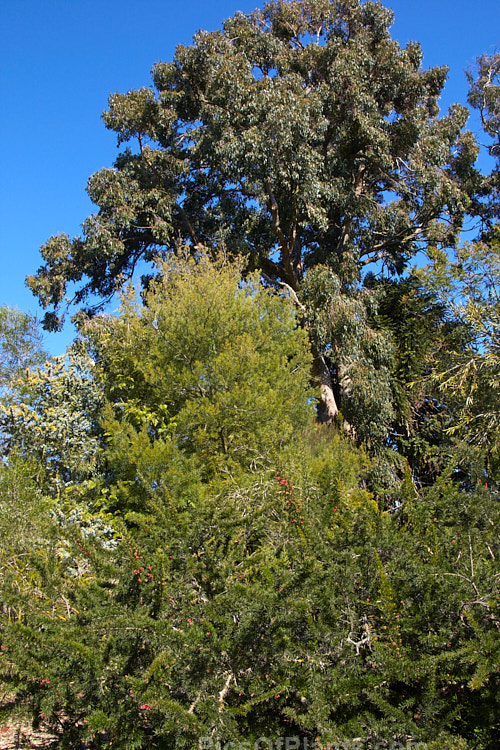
top-left (312, 348), bottom-right (339, 425)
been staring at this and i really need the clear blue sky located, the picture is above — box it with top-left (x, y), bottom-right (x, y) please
top-left (1, 0), bottom-right (499, 354)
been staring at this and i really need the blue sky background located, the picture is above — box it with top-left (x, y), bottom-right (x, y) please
top-left (1, 0), bottom-right (499, 354)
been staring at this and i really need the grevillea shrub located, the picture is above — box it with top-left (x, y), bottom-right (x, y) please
top-left (2, 429), bottom-right (500, 748)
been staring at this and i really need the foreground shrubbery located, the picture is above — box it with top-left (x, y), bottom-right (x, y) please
top-left (2, 439), bottom-right (500, 748)
top-left (1, 257), bottom-right (499, 749)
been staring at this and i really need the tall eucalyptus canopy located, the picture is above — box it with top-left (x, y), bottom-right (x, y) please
top-left (29, 0), bottom-right (479, 422)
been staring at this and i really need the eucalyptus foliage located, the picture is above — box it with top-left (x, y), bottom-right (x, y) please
top-left (27, 0), bottom-right (480, 424)
top-left (467, 52), bottom-right (500, 225)
top-left (3, 3), bottom-right (500, 747)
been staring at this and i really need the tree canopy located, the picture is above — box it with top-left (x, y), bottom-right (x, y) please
top-left (27, 0), bottom-right (483, 423)
top-left (467, 52), bottom-right (500, 225)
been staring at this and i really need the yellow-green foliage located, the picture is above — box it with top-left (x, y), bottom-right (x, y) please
top-left (88, 253), bottom-right (316, 479)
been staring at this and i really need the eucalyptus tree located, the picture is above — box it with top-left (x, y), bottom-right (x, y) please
top-left (29, 0), bottom-right (478, 423)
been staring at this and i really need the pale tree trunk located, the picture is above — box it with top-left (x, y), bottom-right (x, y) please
top-left (337, 361), bottom-right (355, 438)
top-left (263, 268), bottom-right (342, 427)
top-left (311, 349), bottom-right (356, 436)
top-left (267, 276), bottom-right (340, 425)
top-left (312, 348), bottom-right (339, 425)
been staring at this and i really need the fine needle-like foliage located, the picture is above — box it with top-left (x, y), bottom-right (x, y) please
top-left (87, 252), bottom-right (316, 480)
